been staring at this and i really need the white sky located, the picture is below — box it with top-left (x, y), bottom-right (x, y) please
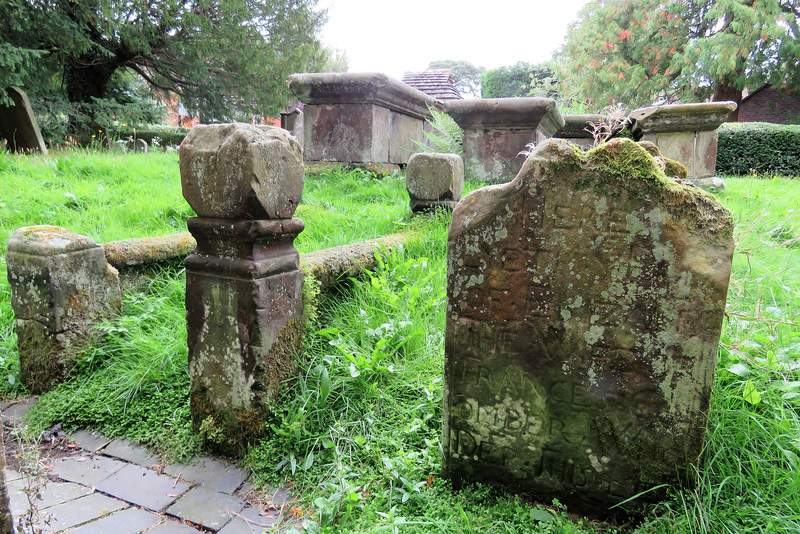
top-left (317, 0), bottom-right (590, 80)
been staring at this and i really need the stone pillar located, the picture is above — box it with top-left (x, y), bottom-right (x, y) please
top-left (180, 123), bottom-right (305, 454)
top-left (405, 153), bottom-right (464, 212)
top-left (6, 226), bottom-right (122, 393)
top-left (444, 97), bottom-right (564, 183)
top-left (443, 138), bottom-right (734, 515)
top-left (287, 72), bottom-right (441, 167)
top-left (554, 114), bottom-right (605, 149)
top-left (630, 101), bottom-right (737, 180)
top-left (0, 87), bottom-right (48, 154)
top-left (280, 108), bottom-right (304, 148)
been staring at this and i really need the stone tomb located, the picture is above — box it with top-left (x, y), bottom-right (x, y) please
top-left (443, 139), bottom-right (734, 514)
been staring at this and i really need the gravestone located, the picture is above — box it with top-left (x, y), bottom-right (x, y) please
top-left (443, 138), bottom-right (734, 514)
top-left (444, 97), bottom-right (564, 183)
top-left (405, 152), bottom-right (464, 212)
top-left (6, 226), bottom-right (122, 392)
top-left (630, 101), bottom-right (737, 180)
top-left (180, 123), bottom-right (305, 454)
top-left (0, 87), bottom-right (48, 154)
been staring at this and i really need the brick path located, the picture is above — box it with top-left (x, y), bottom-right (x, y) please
top-left (2, 399), bottom-right (303, 533)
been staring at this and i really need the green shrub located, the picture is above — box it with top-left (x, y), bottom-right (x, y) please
top-left (717, 122), bottom-right (800, 176)
top-left (115, 125), bottom-right (191, 148)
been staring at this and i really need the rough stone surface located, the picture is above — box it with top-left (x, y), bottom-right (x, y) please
top-left (181, 129), bottom-right (306, 454)
top-left (95, 463), bottom-right (189, 511)
top-left (443, 138), bottom-right (734, 514)
top-left (50, 455), bottom-right (127, 487)
top-left (687, 177), bottom-right (726, 192)
top-left (69, 429), bottom-right (110, 453)
top-left (0, 86), bottom-right (48, 154)
top-left (148, 521), bottom-right (203, 534)
top-left (101, 439), bottom-right (158, 466)
top-left (30, 493), bottom-right (126, 532)
top-left (7, 479), bottom-right (93, 515)
top-left (217, 505), bottom-right (282, 534)
top-left (406, 153), bottom-right (464, 212)
top-left (180, 123), bottom-right (304, 220)
top-left (61, 505), bottom-right (161, 534)
top-left (166, 486), bottom-right (245, 531)
top-left (164, 457), bottom-right (248, 494)
top-left (6, 226), bottom-right (122, 393)
top-left (444, 97), bottom-right (565, 183)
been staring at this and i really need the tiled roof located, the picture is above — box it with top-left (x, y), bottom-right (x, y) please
top-left (402, 69), bottom-right (463, 100)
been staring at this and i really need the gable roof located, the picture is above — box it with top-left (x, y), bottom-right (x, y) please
top-left (402, 69), bottom-right (463, 100)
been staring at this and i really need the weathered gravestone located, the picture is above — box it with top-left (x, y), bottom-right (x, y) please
top-left (0, 87), bottom-right (48, 154)
top-left (443, 138), bottom-right (734, 514)
top-left (6, 226), bottom-right (122, 393)
top-left (180, 123), bottom-right (305, 454)
top-left (405, 152), bottom-right (464, 212)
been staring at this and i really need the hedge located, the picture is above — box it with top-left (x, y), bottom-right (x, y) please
top-left (116, 126), bottom-right (191, 148)
top-left (717, 122), bottom-right (800, 176)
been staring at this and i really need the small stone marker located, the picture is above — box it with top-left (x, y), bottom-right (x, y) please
top-left (6, 226), bottom-right (122, 393)
top-left (443, 138), bottom-right (735, 514)
top-left (180, 123), bottom-right (305, 454)
top-left (0, 86), bottom-right (48, 154)
top-left (405, 152), bottom-right (464, 212)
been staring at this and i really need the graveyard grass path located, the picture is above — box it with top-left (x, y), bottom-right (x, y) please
top-left (2, 397), bottom-right (303, 534)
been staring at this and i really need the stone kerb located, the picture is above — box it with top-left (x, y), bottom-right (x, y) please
top-left (6, 226), bottom-right (122, 393)
top-left (443, 138), bottom-right (734, 515)
top-left (0, 87), bottom-right (48, 154)
top-left (630, 101), bottom-right (737, 180)
top-left (405, 152), bottom-right (464, 212)
top-left (179, 123), bottom-right (305, 454)
top-left (443, 97), bottom-right (565, 183)
top-left (288, 72), bottom-right (441, 166)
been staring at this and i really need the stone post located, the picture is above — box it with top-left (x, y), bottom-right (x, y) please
top-left (0, 87), bottom-right (48, 154)
top-left (443, 138), bottom-right (734, 515)
top-left (405, 153), bottom-right (464, 212)
top-left (280, 108), bottom-right (304, 148)
top-left (6, 226), bottom-right (121, 393)
top-left (630, 101), bottom-right (737, 180)
top-left (287, 72), bottom-right (441, 168)
top-left (180, 123), bottom-right (305, 454)
top-left (444, 97), bottom-right (564, 183)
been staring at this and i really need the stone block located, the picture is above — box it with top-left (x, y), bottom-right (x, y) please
top-left (95, 464), bottom-right (189, 511)
top-left (443, 138), bottom-right (734, 515)
top-left (405, 153), bottom-right (464, 212)
top-left (389, 111), bottom-right (424, 164)
top-left (0, 86), bottom-right (48, 154)
top-left (6, 226), bottom-right (121, 392)
top-left (166, 486), bottom-right (245, 531)
top-left (180, 123), bottom-right (304, 220)
top-left (301, 103), bottom-right (390, 163)
top-left (445, 97), bottom-right (564, 183)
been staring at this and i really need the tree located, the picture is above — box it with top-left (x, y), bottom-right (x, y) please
top-left (1, 0), bottom-right (327, 137)
top-left (427, 60), bottom-right (485, 98)
top-left (556, 0), bottom-right (800, 111)
top-left (480, 62), bottom-right (561, 99)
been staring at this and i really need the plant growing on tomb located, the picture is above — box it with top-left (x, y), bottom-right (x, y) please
top-left (414, 105), bottom-right (464, 156)
top-left (585, 103), bottom-right (630, 146)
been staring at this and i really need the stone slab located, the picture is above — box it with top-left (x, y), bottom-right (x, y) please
top-left (165, 457), bottom-right (248, 494)
top-left (65, 506), bottom-right (162, 534)
top-left (217, 505), bottom-right (282, 534)
top-left (69, 430), bottom-right (111, 453)
top-left (140, 520), bottom-right (200, 534)
top-left (94, 463), bottom-right (190, 512)
top-left (166, 486), bottom-right (245, 531)
top-left (1, 398), bottom-right (38, 425)
top-left (51, 455), bottom-right (127, 487)
top-left (28, 492), bottom-right (126, 532)
top-left (8, 479), bottom-right (93, 515)
top-left (102, 439), bottom-right (158, 466)
top-left (0, 86), bottom-right (48, 154)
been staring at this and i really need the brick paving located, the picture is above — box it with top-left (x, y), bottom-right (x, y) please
top-left (2, 399), bottom-right (304, 533)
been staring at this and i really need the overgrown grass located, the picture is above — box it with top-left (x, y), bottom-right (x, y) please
top-left (2, 149), bottom-right (799, 532)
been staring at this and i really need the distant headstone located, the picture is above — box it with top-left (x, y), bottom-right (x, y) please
top-left (280, 108), bottom-right (304, 147)
top-left (405, 152), bottom-right (464, 212)
top-left (6, 226), bottom-right (122, 393)
top-left (180, 123), bottom-right (305, 454)
top-left (554, 114), bottom-right (605, 149)
top-left (0, 87), bottom-right (48, 154)
top-left (443, 138), bottom-right (734, 515)
top-left (444, 97), bottom-right (564, 183)
top-left (630, 102), bottom-right (737, 179)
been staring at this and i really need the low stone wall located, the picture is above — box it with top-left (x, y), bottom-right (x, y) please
top-left (6, 226), bottom-right (412, 394)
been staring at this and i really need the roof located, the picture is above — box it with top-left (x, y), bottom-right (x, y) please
top-left (401, 69), bottom-right (463, 100)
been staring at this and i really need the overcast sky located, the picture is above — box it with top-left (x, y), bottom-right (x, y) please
top-left (317, 0), bottom-right (590, 80)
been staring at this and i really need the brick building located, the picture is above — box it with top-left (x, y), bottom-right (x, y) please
top-left (738, 85), bottom-right (800, 124)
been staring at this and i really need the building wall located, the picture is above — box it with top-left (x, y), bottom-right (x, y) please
top-left (738, 86), bottom-right (800, 124)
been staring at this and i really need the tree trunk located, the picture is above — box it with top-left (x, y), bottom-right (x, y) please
top-left (712, 83), bottom-right (742, 122)
top-left (64, 52), bottom-right (119, 142)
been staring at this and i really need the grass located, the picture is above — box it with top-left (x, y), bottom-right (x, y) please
top-left (1, 147), bottom-right (799, 532)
